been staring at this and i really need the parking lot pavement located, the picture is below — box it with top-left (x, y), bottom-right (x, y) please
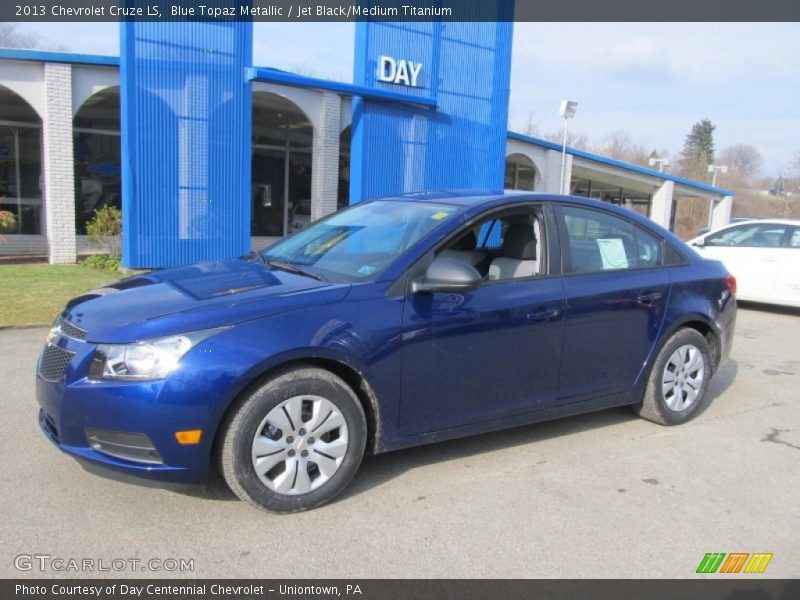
top-left (1, 305), bottom-right (798, 579)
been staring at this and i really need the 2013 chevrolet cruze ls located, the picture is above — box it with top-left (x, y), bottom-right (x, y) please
top-left (37, 191), bottom-right (736, 512)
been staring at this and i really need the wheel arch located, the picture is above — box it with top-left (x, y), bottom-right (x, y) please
top-left (659, 314), bottom-right (722, 373)
top-left (209, 353), bottom-right (383, 465)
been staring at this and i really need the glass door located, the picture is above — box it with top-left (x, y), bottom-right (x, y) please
top-left (251, 147), bottom-right (286, 236)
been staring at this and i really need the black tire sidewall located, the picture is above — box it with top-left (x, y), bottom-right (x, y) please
top-left (226, 370), bottom-right (366, 513)
top-left (649, 329), bottom-right (712, 425)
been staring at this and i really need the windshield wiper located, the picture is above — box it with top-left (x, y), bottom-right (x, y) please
top-left (266, 259), bottom-right (327, 282)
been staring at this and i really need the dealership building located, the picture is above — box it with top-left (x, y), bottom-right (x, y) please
top-left (0, 41), bottom-right (734, 265)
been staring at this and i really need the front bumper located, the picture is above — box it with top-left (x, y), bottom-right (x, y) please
top-left (35, 336), bottom-right (221, 484)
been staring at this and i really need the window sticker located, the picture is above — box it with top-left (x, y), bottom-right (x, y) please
top-left (357, 265), bottom-right (377, 276)
top-left (597, 238), bottom-right (628, 270)
top-left (430, 211), bottom-right (450, 220)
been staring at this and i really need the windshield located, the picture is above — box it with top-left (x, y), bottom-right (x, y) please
top-left (261, 200), bottom-right (461, 282)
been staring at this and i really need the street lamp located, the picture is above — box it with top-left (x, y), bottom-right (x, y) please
top-left (706, 164), bottom-right (729, 229)
top-left (559, 99), bottom-right (578, 195)
top-left (648, 157), bottom-right (671, 172)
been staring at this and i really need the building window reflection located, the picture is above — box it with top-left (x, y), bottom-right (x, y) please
top-left (73, 86), bottom-right (121, 235)
top-left (571, 176), bottom-right (652, 218)
top-left (0, 85), bottom-right (42, 235)
top-left (251, 92), bottom-right (313, 237)
top-left (504, 153), bottom-right (536, 191)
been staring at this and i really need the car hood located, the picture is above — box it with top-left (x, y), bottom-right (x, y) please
top-left (62, 258), bottom-right (350, 343)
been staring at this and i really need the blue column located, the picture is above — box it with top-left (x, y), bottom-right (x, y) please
top-left (120, 21), bottom-right (253, 268)
top-left (349, 7), bottom-right (514, 205)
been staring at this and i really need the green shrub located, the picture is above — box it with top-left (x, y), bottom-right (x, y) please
top-left (81, 254), bottom-right (121, 273)
top-left (0, 210), bottom-right (17, 234)
top-left (86, 206), bottom-right (122, 257)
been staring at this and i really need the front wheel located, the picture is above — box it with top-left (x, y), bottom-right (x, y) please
top-left (634, 328), bottom-right (712, 426)
top-left (219, 367), bottom-right (367, 513)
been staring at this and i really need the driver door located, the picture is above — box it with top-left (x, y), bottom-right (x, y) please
top-left (397, 204), bottom-right (566, 436)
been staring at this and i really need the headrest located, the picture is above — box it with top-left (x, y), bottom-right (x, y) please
top-left (504, 223), bottom-right (537, 260)
top-left (450, 230), bottom-right (477, 251)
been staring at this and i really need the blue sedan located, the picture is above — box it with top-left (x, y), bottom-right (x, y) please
top-left (36, 191), bottom-right (737, 512)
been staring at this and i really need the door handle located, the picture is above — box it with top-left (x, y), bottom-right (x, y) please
top-left (526, 307), bottom-right (561, 322)
top-left (636, 291), bottom-right (663, 305)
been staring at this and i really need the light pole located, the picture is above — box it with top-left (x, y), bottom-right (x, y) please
top-left (707, 164), bottom-right (728, 229)
top-left (559, 99), bottom-right (578, 195)
top-left (648, 157), bottom-right (670, 172)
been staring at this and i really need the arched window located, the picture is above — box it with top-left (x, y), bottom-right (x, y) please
top-left (504, 153), bottom-right (537, 191)
top-left (73, 86), bottom-right (121, 235)
top-left (251, 92), bottom-right (313, 237)
top-left (0, 85), bottom-right (42, 234)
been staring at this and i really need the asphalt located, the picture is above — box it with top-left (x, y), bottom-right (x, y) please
top-left (1, 305), bottom-right (798, 578)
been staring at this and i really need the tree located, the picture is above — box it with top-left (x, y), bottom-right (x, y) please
top-left (679, 119), bottom-right (716, 180)
top-left (717, 144), bottom-right (764, 189)
top-left (594, 130), bottom-right (650, 166)
top-left (540, 129), bottom-right (590, 150)
top-left (521, 111), bottom-right (542, 138)
top-left (0, 24), bottom-right (66, 51)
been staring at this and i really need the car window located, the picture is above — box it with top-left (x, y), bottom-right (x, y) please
top-left (559, 206), bottom-right (638, 274)
top-left (437, 208), bottom-right (544, 281)
top-left (477, 219), bottom-right (504, 250)
top-left (789, 228), bottom-right (800, 248)
top-left (705, 224), bottom-right (788, 248)
top-left (262, 200), bottom-right (461, 282)
top-left (634, 226), bottom-right (664, 268)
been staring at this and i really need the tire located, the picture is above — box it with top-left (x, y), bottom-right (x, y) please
top-left (219, 367), bottom-right (367, 513)
top-left (634, 328), bottom-right (712, 426)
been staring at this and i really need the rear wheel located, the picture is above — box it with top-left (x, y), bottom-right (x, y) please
top-left (219, 367), bottom-right (367, 513)
top-left (635, 328), bottom-right (712, 426)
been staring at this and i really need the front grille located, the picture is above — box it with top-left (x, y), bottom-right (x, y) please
top-left (54, 314), bottom-right (87, 341)
top-left (38, 343), bottom-right (75, 382)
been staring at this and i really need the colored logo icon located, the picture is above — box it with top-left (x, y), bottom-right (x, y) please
top-left (696, 553), bottom-right (773, 574)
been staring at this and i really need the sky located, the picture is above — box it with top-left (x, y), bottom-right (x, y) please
top-left (16, 21), bottom-right (800, 177)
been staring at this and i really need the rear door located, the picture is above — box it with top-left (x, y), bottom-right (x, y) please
top-left (554, 204), bottom-right (673, 403)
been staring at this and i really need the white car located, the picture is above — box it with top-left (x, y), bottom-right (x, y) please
top-left (689, 219), bottom-right (800, 307)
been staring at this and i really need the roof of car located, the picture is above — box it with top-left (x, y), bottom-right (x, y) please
top-left (709, 218), bottom-right (800, 229)
top-left (382, 189), bottom-right (596, 207)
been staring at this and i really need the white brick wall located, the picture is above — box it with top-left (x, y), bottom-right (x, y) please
top-left (43, 63), bottom-right (77, 264)
top-left (310, 92), bottom-right (342, 221)
top-left (542, 148), bottom-right (572, 194)
top-left (650, 180), bottom-right (675, 229)
top-left (710, 195), bottom-right (733, 231)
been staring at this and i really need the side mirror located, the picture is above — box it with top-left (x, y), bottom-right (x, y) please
top-left (411, 257), bottom-right (482, 294)
top-left (691, 239), bottom-right (705, 248)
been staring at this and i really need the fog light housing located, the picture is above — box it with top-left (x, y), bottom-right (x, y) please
top-left (85, 428), bottom-right (163, 465)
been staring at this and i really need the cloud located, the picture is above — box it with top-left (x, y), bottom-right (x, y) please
top-left (509, 23), bottom-right (800, 170)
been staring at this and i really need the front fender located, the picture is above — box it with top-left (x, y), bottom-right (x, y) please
top-left (169, 286), bottom-right (405, 460)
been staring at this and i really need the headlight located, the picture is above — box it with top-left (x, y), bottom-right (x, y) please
top-left (89, 328), bottom-right (224, 381)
